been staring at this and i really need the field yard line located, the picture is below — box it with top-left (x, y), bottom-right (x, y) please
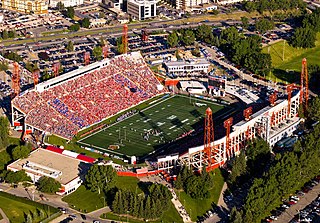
top-left (77, 141), bottom-right (125, 156)
top-left (78, 95), bottom-right (175, 142)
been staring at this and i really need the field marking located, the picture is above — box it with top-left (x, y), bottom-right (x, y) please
top-left (78, 94), bottom-right (173, 143)
top-left (182, 119), bottom-right (189, 123)
top-left (169, 125), bottom-right (176, 130)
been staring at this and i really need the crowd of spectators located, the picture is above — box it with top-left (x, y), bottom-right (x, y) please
top-left (12, 54), bottom-right (166, 139)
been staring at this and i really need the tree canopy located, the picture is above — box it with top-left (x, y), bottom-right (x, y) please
top-left (37, 176), bottom-right (61, 193)
top-left (11, 144), bottom-right (32, 160)
top-left (167, 32), bottom-right (179, 48)
top-left (93, 46), bottom-right (103, 61)
top-left (81, 18), bottom-right (90, 28)
top-left (4, 170), bottom-right (31, 184)
top-left (0, 117), bottom-right (9, 151)
top-left (85, 165), bottom-right (117, 194)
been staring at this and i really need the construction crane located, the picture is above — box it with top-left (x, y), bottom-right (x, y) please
top-left (204, 107), bottom-right (214, 166)
top-left (122, 24), bottom-right (128, 54)
top-left (84, 52), bottom-right (90, 66)
top-left (33, 69), bottom-right (39, 86)
top-left (12, 62), bottom-right (20, 97)
top-left (224, 117), bottom-right (233, 158)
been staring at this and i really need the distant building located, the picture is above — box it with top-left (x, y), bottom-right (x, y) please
top-left (127, 0), bottom-right (157, 20)
top-left (49, 0), bottom-right (84, 7)
top-left (214, 0), bottom-right (246, 5)
top-left (7, 147), bottom-right (95, 195)
top-left (166, 0), bottom-right (209, 10)
top-left (164, 58), bottom-right (210, 76)
top-left (2, 0), bottom-right (48, 14)
top-left (0, 14), bottom-right (3, 23)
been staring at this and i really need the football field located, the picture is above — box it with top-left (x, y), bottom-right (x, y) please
top-left (78, 94), bottom-right (231, 157)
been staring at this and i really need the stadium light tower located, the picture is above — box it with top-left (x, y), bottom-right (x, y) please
top-left (33, 69), bottom-right (39, 87)
top-left (84, 52), bottom-right (90, 66)
top-left (53, 62), bottom-right (60, 77)
top-left (102, 46), bottom-right (108, 59)
top-left (300, 58), bottom-right (309, 114)
top-left (204, 107), bottom-right (214, 167)
top-left (122, 24), bottom-right (128, 54)
top-left (224, 117), bottom-right (233, 158)
top-left (269, 91), bottom-right (277, 106)
top-left (12, 62), bottom-right (20, 97)
top-left (243, 107), bottom-right (252, 121)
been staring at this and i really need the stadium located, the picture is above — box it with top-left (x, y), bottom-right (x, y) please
top-left (11, 51), bottom-right (306, 171)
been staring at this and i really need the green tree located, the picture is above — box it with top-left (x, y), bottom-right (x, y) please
top-left (66, 41), bottom-right (74, 52)
top-left (195, 24), bottom-right (213, 43)
top-left (229, 207), bottom-right (243, 223)
top-left (117, 37), bottom-right (125, 54)
top-left (167, 32), bottom-right (179, 47)
top-left (0, 61), bottom-right (8, 72)
top-left (0, 151), bottom-right (11, 170)
top-left (228, 150), bottom-right (247, 186)
top-left (68, 24), bottom-right (80, 32)
top-left (180, 29), bottom-right (195, 46)
top-left (81, 18), bottom-right (90, 28)
top-left (2, 30), bottom-right (8, 39)
top-left (85, 165), bottom-right (117, 194)
top-left (100, 36), bottom-right (105, 47)
top-left (8, 30), bottom-right (16, 38)
top-left (93, 46), bottom-right (103, 61)
top-left (0, 117), bottom-right (9, 150)
top-left (290, 26), bottom-right (316, 48)
top-left (11, 145), bottom-right (31, 160)
top-left (3, 51), bottom-right (22, 62)
top-left (37, 176), bottom-right (61, 193)
top-left (241, 17), bottom-right (249, 29)
top-left (5, 170), bottom-right (31, 184)
top-left (65, 7), bottom-right (75, 19)
top-left (308, 97), bottom-right (320, 120)
top-left (174, 174), bottom-right (183, 189)
top-left (255, 18), bottom-right (274, 34)
top-left (25, 61), bottom-right (38, 72)
top-left (56, 1), bottom-right (65, 11)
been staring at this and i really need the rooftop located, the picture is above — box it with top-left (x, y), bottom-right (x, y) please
top-left (165, 58), bottom-right (210, 67)
top-left (8, 148), bottom-right (91, 185)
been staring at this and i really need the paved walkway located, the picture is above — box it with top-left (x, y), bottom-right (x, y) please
top-left (0, 208), bottom-right (9, 223)
top-left (277, 183), bottom-right (320, 223)
top-left (170, 189), bottom-right (192, 223)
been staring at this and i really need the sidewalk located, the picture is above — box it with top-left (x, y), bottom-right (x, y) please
top-left (0, 208), bottom-right (9, 223)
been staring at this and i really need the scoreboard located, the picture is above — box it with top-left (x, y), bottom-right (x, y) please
top-left (208, 75), bottom-right (226, 97)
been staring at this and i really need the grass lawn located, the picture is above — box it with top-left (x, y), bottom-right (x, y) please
top-left (79, 95), bottom-right (228, 157)
top-left (62, 177), bottom-right (141, 213)
top-left (262, 33), bottom-right (320, 83)
top-left (101, 201), bottom-right (183, 223)
top-left (176, 168), bottom-right (225, 221)
top-left (62, 185), bottom-right (104, 213)
top-left (0, 192), bottom-right (58, 223)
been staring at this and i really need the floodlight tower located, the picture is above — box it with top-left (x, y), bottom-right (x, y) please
top-left (12, 62), bottom-right (20, 97)
top-left (122, 24), bottom-right (128, 54)
top-left (84, 52), bottom-right (90, 66)
top-left (53, 62), bottom-right (60, 77)
top-left (300, 58), bottom-right (309, 114)
top-left (224, 117), bottom-right (233, 158)
top-left (269, 91), bottom-right (277, 106)
top-left (33, 69), bottom-right (39, 86)
top-left (102, 46), bottom-right (108, 59)
top-left (204, 107), bottom-right (214, 167)
top-left (243, 107), bottom-right (252, 121)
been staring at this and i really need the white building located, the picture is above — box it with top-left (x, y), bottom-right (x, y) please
top-left (178, 80), bottom-right (207, 94)
top-left (7, 147), bottom-right (95, 195)
top-left (164, 58), bottom-right (210, 76)
top-left (127, 0), bottom-right (157, 20)
top-left (0, 14), bottom-right (3, 23)
top-left (214, 0), bottom-right (246, 5)
top-left (49, 0), bottom-right (84, 7)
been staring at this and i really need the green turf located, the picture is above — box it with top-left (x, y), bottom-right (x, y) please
top-left (114, 176), bottom-right (142, 193)
top-left (262, 33), bottom-right (320, 83)
top-left (101, 200), bottom-right (183, 223)
top-left (62, 185), bottom-right (104, 213)
top-left (78, 95), bottom-right (227, 157)
top-left (176, 168), bottom-right (225, 221)
top-left (0, 192), bottom-right (58, 223)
